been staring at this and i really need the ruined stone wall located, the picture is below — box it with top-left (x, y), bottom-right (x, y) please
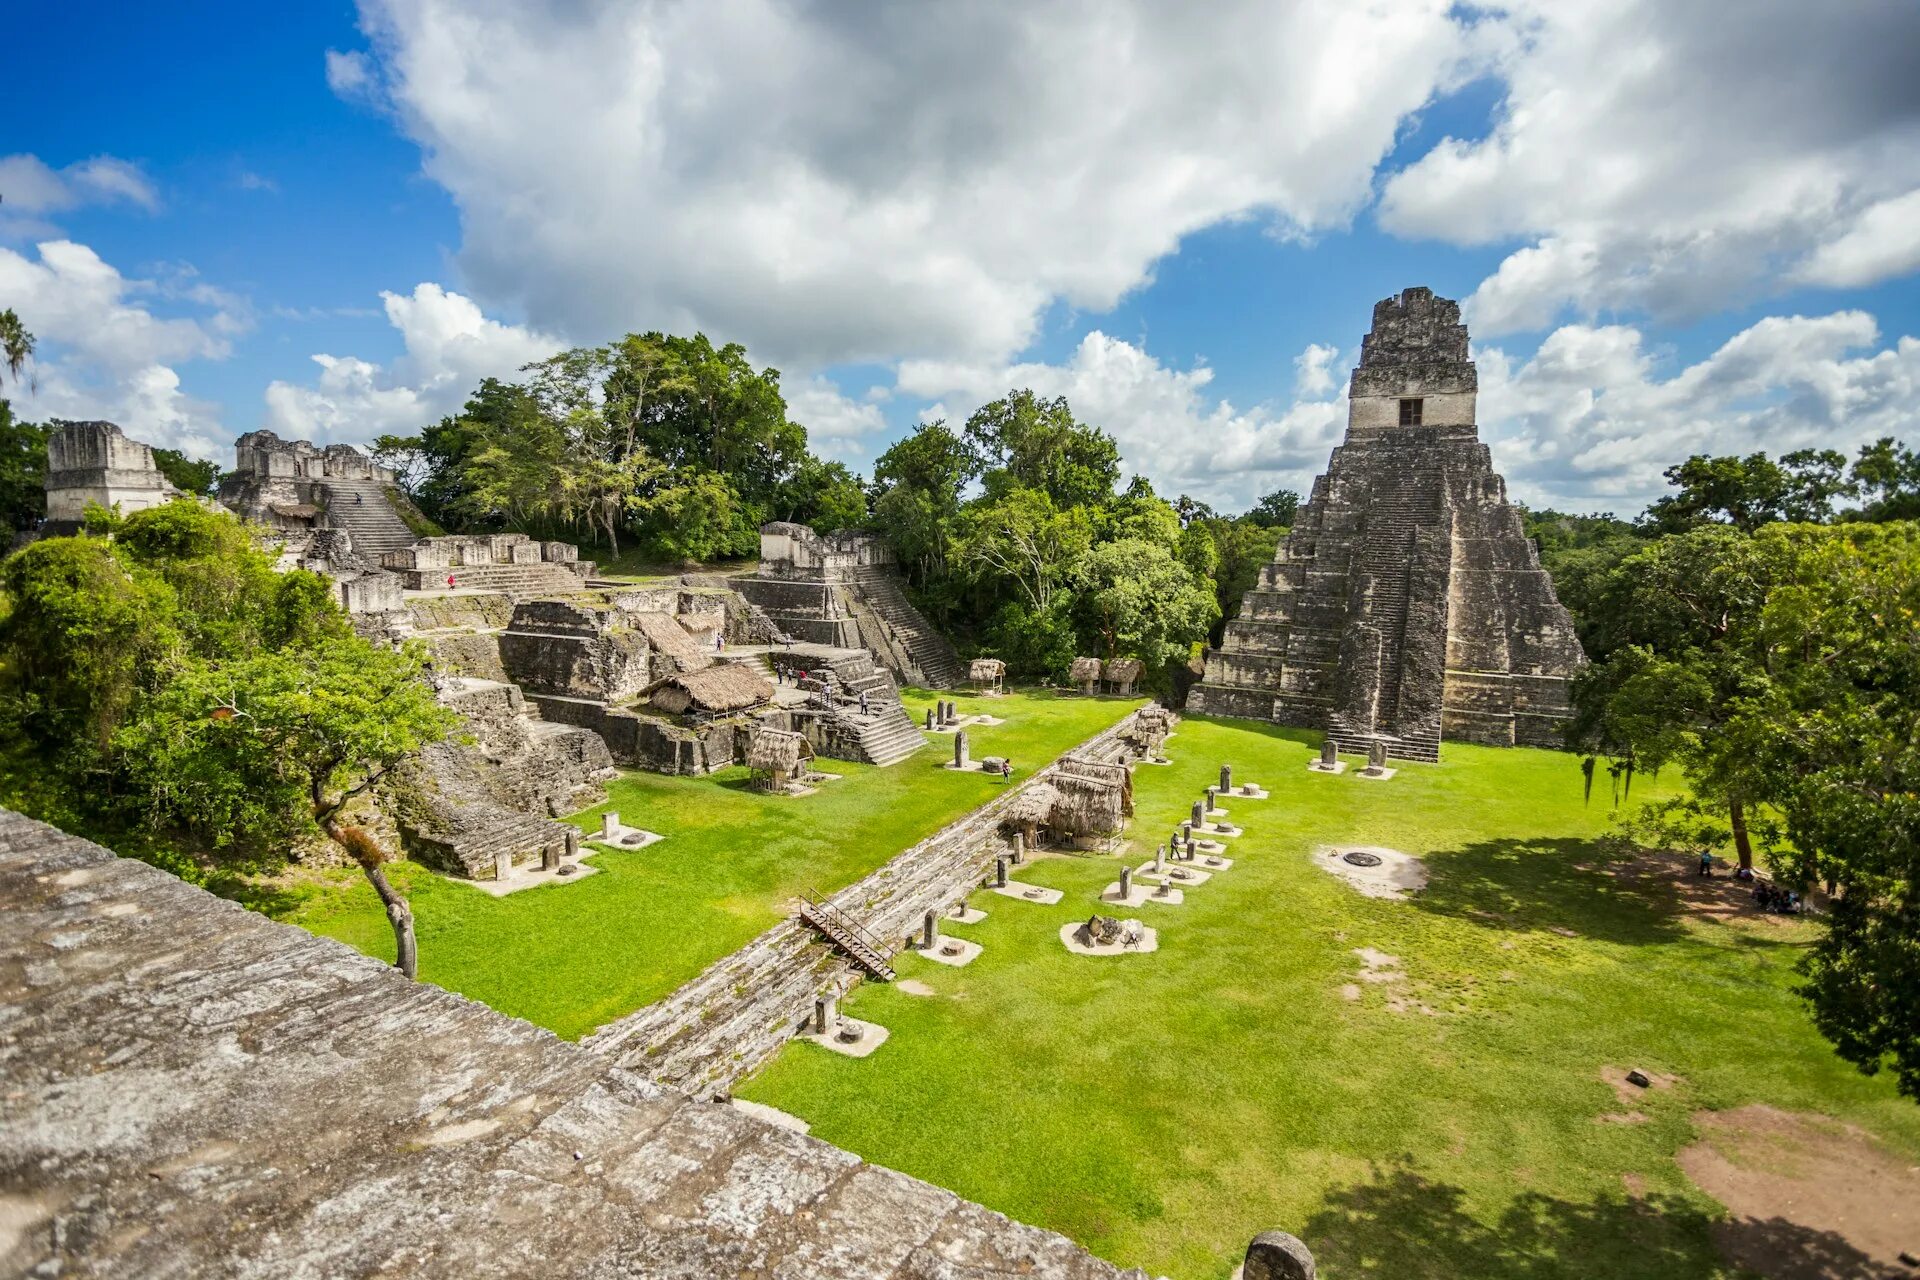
top-left (43, 420), bottom-right (180, 523)
top-left (0, 807), bottom-right (1137, 1280)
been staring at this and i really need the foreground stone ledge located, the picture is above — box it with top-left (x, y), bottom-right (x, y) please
top-left (0, 807), bottom-right (1142, 1279)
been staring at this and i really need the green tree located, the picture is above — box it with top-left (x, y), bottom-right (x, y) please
top-left (1568, 527), bottom-right (1788, 869)
top-left (1731, 523), bottom-right (1920, 1096)
top-left (1849, 437), bottom-right (1920, 522)
top-left (1642, 449), bottom-right (1858, 534)
top-left (1068, 538), bottom-right (1218, 678)
top-left (0, 402), bottom-right (50, 532)
top-left (962, 390), bottom-right (1120, 509)
top-left (121, 640), bottom-right (454, 978)
top-left (955, 488), bottom-right (1095, 614)
top-left (872, 420), bottom-right (974, 587)
top-left (1248, 487), bottom-right (1301, 528)
top-left (0, 308), bottom-right (35, 388)
top-left (151, 448), bottom-right (221, 496)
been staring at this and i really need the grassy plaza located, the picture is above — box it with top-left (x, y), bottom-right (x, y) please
top-left (738, 715), bottom-right (1920, 1280)
top-left (270, 688), bottom-right (1141, 1038)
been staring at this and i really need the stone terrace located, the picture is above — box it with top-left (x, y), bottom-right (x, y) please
top-left (0, 807), bottom-right (1140, 1279)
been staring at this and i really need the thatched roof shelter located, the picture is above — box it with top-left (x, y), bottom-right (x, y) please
top-left (1069, 656), bottom-right (1102, 685)
top-left (969, 657), bottom-right (1006, 680)
top-left (1002, 781), bottom-right (1061, 828)
top-left (746, 726), bottom-right (812, 772)
top-left (1047, 770), bottom-right (1126, 836)
top-left (646, 664), bottom-right (774, 716)
top-left (1123, 704), bottom-right (1177, 753)
top-left (1103, 656), bottom-right (1144, 684)
top-left (630, 611), bottom-right (710, 672)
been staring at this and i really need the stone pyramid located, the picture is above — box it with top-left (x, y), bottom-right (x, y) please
top-left (1187, 287), bottom-right (1584, 761)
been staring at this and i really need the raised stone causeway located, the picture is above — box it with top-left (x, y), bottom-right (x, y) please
top-left (1189, 287), bottom-right (1585, 760)
top-left (0, 806), bottom-right (1140, 1279)
top-left (584, 710), bottom-right (1152, 1095)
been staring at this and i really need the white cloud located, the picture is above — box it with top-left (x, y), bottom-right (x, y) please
top-left (899, 334), bottom-right (1345, 509)
top-left (1294, 343), bottom-right (1341, 397)
top-left (352, 0), bottom-right (1485, 369)
top-left (784, 374), bottom-right (886, 459)
top-left (0, 154), bottom-right (160, 239)
top-left (324, 49), bottom-right (379, 103)
top-left (1476, 311), bottom-right (1920, 511)
top-left (1796, 189), bottom-right (1920, 289)
top-left (0, 239), bottom-right (241, 457)
top-left (262, 283), bottom-right (562, 444)
top-left (1379, 1), bottom-right (1920, 332)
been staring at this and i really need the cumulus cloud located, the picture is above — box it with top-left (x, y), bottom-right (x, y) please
top-left (1476, 311), bottom-right (1920, 511)
top-left (324, 48), bottom-right (379, 104)
top-left (1379, 1), bottom-right (1920, 332)
top-left (784, 375), bottom-right (887, 458)
top-left (0, 240), bottom-right (241, 457)
top-left (262, 283), bottom-right (562, 444)
top-left (349, 0), bottom-right (1484, 369)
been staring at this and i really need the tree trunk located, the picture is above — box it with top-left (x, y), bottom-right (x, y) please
top-left (359, 859), bottom-right (419, 980)
top-left (1729, 797), bottom-right (1754, 871)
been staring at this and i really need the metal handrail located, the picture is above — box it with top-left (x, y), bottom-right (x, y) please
top-left (799, 888), bottom-right (894, 962)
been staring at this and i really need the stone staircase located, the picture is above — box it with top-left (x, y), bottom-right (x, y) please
top-left (1327, 484), bottom-right (1443, 763)
top-left (390, 561), bottom-right (588, 598)
top-left (850, 567), bottom-right (966, 688)
top-left (316, 476), bottom-right (417, 556)
top-left (837, 701), bottom-right (925, 766)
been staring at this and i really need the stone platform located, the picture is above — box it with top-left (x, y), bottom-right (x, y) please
top-left (0, 807), bottom-right (1140, 1279)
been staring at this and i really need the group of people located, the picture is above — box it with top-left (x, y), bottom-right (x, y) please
top-left (1700, 854), bottom-right (1804, 912)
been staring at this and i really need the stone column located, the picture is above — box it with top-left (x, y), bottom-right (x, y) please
top-left (564, 827), bottom-right (580, 859)
top-left (1154, 845), bottom-right (1165, 874)
top-left (814, 996), bottom-right (837, 1035)
top-left (923, 910), bottom-right (937, 949)
top-left (926, 707), bottom-right (936, 729)
top-left (1220, 763), bottom-right (1233, 793)
top-left (1206, 786), bottom-right (1218, 812)
top-left (602, 811), bottom-right (619, 840)
top-left (953, 730), bottom-right (970, 769)
top-left (542, 843), bottom-right (560, 872)
top-left (995, 856), bottom-right (1008, 887)
top-left (494, 852), bottom-right (514, 881)
top-left (1320, 740), bottom-right (1337, 767)
top-left (1192, 800), bottom-right (1206, 829)
top-left (1119, 865), bottom-right (1133, 898)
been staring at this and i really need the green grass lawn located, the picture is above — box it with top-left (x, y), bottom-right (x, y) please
top-left (267, 688), bottom-right (1140, 1039)
top-left (737, 715), bottom-right (1920, 1280)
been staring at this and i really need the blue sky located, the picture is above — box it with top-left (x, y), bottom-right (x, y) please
top-left (6, 1), bottom-right (1920, 515)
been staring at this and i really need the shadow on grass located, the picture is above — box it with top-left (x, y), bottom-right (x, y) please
top-left (1411, 836), bottom-right (1689, 946)
top-left (1300, 1161), bottom-right (1898, 1280)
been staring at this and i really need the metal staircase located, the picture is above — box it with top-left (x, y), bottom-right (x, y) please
top-left (798, 890), bottom-right (896, 981)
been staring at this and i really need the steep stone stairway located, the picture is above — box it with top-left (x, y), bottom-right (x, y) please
top-left (316, 476), bottom-right (417, 557)
top-left (849, 567), bottom-right (966, 688)
top-left (1327, 483), bottom-right (1443, 762)
top-left (838, 701), bottom-right (925, 766)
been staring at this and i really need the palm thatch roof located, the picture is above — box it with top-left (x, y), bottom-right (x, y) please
top-left (629, 611), bottom-right (710, 672)
top-left (969, 657), bottom-right (1006, 680)
top-left (1069, 656), bottom-right (1103, 683)
top-left (646, 664), bottom-right (774, 714)
top-left (746, 726), bottom-right (812, 771)
top-left (1103, 656), bottom-right (1144, 683)
top-left (1057, 754), bottom-right (1133, 817)
top-left (1001, 781), bottom-right (1061, 826)
top-left (1047, 770), bottom-right (1126, 836)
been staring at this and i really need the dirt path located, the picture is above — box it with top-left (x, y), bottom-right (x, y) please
top-left (1677, 1104), bottom-right (1920, 1279)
